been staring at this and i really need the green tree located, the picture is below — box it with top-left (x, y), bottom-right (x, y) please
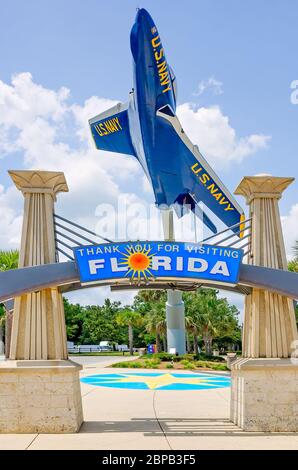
top-left (116, 308), bottom-right (143, 355)
top-left (288, 240), bottom-right (298, 272)
top-left (134, 290), bottom-right (167, 351)
top-left (0, 249), bottom-right (19, 357)
top-left (288, 259), bottom-right (298, 273)
top-left (287, 243), bottom-right (298, 327)
top-left (63, 298), bottom-right (85, 343)
top-left (199, 290), bottom-right (240, 355)
top-left (63, 297), bottom-right (127, 346)
top-left (79, 300), bottom-right (125, 346)
top-left (144, 303), bottom-right (166, 352)
top-left (184, 293), bottom-right (201, 354)
top-left (184, 288), bottom-right (240, 355)
top-left (0, 250), bottom-right (19, 271)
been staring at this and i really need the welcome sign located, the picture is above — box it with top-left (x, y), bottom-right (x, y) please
top-left (73, 241), bottom-right (243, 286)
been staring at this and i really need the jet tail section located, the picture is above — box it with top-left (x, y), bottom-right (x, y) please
top-left (174, 193), bottom-right (217, 234)
top-left (89, 102), bottom-right (136, 157)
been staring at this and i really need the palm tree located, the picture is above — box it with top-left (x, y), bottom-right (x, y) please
top-left (134, 290), bottom-right (167, 351)
top-left (0, 250), bottom-right (19, 358)
top-left (184, 292), bottom-right (204, 354)
top-left (199, 290), bottom-right (240, 355)
top-left (288, 241), bottom-right (298, 272)
top-left (145, 304), bottom-right (166, 352)
top-left (288, 259), bottom-right (298, 272)
top-left (116, 308), bottom-right (143, 355)
top-left (185, 315), bottom-right (200, 354)
top-left (184, 289), bottom-right (240, 355)
top-left (199, 290), bottom-right (220, 355)
top-left (0, 250), bottom-right (19, 271)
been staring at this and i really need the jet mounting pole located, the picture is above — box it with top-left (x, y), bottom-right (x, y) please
top-left (161, 207), bottom-right (186, 355)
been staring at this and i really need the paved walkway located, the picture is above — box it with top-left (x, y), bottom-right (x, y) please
top-left (69, 354), bottom-right (135, 368)
top-left (0, 356), bottom-right (297, 450)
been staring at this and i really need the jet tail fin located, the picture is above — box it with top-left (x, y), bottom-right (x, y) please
top-left (89, 102), bottom-right (136, 156)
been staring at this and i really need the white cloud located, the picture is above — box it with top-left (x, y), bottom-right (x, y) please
top-left (0, 72), bottom-right (142, 236)
top-left (0, 184), bottom-right (23, 249)
top-left (0, 73), bottom-right (272, 306)
top-left (65, 286), bottom-right (136, 308)
top-left (194, 76), bottom-right (223, 96)
top-left (281, 203), bottom-right (298, 259)
top-left (0, 72), bottom-right (68, 128)
top-left (177, 103), bottom-right (270, 168)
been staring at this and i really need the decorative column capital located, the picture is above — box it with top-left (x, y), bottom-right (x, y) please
top-left (235, 175), bottom-right (294, 204)
top-left (8, 170), bottom-right (68, 200)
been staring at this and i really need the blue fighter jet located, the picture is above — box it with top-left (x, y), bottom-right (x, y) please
top-left (89, 8), bottom-right (244, 235)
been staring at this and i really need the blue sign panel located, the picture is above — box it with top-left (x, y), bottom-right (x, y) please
top-left (73, 241), bottom-right (243, 286)
top-left (147, 344), bottom-right (156, 354)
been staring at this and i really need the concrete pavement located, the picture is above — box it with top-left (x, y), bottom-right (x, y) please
top-left (69, 354), bottom-right (136, 368)
top-left (0, 356), bottom-right (297, 450)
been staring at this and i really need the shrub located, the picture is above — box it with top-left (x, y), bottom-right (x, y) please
top-left (144, 352), bottom-right (227, 363)
top-left (195, 360), bottom-right (228, 371)
top-left (144, 359), bottom-right (161, 368)
top-left (193, 353), bottom-right (225, 363)
top-left (180, 359), bottom-right (195, 369)
top-left (146, 353), bottom-right (200, 362)
top-left (111, 360), bottom-right (143, 368)
top-left (166, 363), bottom-right (174, 369)
top-left (149, 352), bottom-right (173, 361)
top-left (131, 361), bottom-right (144, 368)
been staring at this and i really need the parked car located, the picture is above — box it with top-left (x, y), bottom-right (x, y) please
top-left (99, 341), bottom-right (113, 351)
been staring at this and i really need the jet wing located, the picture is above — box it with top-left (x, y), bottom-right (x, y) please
top-left (89, 102), bottom-right (136, 156)
top-left (156, 107), bottom-right (245, 236)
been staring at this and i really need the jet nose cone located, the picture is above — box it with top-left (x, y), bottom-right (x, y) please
top-left (135, 8), bottom-right (154, 25)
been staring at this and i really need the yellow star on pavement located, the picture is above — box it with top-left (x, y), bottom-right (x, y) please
top-left (115, 373), bottom-right (218, 390)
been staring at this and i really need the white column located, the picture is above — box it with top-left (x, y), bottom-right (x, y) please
top-left (8, 170), bottom-right (69, 360)
top-left (235, 175), bottom-right (298, 358)
top-left (230, 175), bottom-right (298, 432)
top-left (0, 170), bottom-right (83, 433)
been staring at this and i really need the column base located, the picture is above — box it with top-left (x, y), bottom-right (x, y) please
top-left (0, 360), bottom-right (83, 433)
top-left (231, 358), bottom-right (298, 432)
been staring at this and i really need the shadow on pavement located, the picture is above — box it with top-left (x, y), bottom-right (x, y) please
top-left (80, 418), bottom-right (297, 437)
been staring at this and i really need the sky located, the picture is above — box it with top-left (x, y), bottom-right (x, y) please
top-left (1, 0), bottom-right (298, 317)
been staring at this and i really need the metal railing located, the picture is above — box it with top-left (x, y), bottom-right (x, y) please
top-left (54, 213), bottom-right (113, 261)
top-left (200, 217), bottom-right (252, 258)
top-left (54, 213), bottom-right (252, 262)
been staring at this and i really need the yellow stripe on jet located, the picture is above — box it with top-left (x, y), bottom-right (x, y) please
top-left (191, 163), bottom-right (235, 212)
top-left (94, 117), bottom-right (123, 137)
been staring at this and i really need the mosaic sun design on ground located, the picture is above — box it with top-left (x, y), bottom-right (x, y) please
top-left (81, 372), bottom-right (231, 390)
